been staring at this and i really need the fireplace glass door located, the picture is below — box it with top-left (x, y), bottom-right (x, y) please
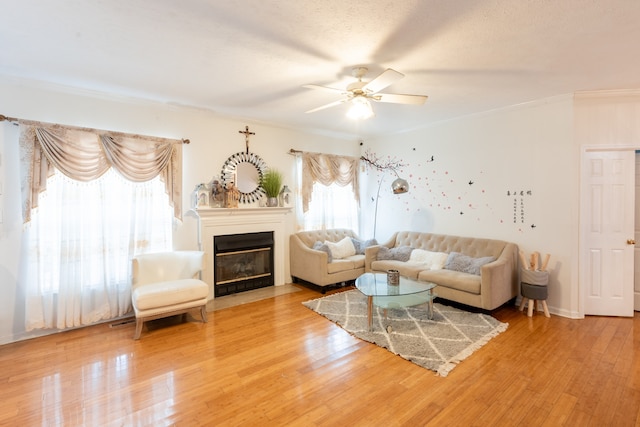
top-left (214, 232), bottom-right (274, 296)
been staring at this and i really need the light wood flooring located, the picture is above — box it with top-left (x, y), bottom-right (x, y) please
top-left (1, 285), bottom-right (639, 426)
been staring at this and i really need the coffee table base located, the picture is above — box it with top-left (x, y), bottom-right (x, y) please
top-left (366, 290), bottom-right (436, 332)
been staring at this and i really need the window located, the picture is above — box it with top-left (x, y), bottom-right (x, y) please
top-left (17, 123), bottom-right (182, 331)
top-left (301, 181), bottom-right (359, 231)
top-left (23, 169), bottom-right (173, 330)
top-left (295, 152), bottom-right (359, 231)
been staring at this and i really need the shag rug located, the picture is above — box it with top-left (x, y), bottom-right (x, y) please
top-left (303, 289), bottom-right (508, 377)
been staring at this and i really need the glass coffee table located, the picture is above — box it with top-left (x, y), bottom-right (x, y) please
top-left (355, 272), bottom-right (437, 332)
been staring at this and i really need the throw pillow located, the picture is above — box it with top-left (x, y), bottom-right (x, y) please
top-left (312, 241), bottom-right (333, 263)
top-left (350, 237), bottom-right (378, 254)
top-left (408, 249), bottom-right (449, 270)
top-left (324, 236), bottom-right (357, 259)
top-left (444, 252), bottom-right (495, 275)
top-left (376, 246), bottom-right (413, 262)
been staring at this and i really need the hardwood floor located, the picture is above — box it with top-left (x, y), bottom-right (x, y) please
top-left (1, 285), bottom-right (639, 426)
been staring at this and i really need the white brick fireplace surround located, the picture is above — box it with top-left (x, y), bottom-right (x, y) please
top-left (192, 207), bottom-right (292, 299)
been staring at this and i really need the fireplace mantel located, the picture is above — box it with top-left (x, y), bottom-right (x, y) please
top-left (192, 207), bottom-right (292, 299)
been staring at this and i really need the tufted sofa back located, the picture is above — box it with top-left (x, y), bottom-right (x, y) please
top-left (391, 231), bottom-right (506, 259)
top-left (295, 228), bottom-right (359, 248)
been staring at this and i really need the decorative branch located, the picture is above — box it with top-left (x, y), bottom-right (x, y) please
top-left (360, 149), bottom-right (407, 175)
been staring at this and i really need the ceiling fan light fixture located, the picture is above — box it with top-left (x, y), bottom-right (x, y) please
top-left (347, 95), bottom-right (374, 120)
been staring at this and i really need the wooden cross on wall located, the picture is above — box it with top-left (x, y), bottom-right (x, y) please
top-left (239, 125), bottom-right (255, 154)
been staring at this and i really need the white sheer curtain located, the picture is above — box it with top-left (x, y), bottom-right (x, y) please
top-left (17, 122), bottom-right (179, 331)
top-left (295, 153), bottom-right (359, 231)
top-left (22, 169), bottom-right (173, 331)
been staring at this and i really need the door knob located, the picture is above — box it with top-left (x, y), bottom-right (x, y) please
top-left (628, 239), bottom-right (636, 245)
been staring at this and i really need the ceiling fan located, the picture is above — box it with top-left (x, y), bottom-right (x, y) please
top-left (303, 67), bottom-right (428, 119)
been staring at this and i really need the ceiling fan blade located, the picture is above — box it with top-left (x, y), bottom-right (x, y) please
top-left (362, 68), bottom-right (404, 94)
top-left (373, 93), bottom-right (428, 105)
top-left (305, 99), bottom-right (346, 114)
top-left (303, 84), bottom-right (346, 95)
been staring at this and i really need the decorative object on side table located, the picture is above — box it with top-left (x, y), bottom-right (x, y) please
top-left (386, 269), bottom-right (399, 285)
top-left (261, 169), bottom-right (283, 207)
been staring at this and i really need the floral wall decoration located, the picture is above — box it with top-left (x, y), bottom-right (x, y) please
top-left (360, 148), bottom-right (406, 174)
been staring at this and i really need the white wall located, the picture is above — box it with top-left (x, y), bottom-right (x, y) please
top-left (0, 76), bottom-right (359, 344)
top-left (361, 95), bottom-right (580, 317)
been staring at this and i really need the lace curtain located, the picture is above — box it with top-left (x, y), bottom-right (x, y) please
top-left (20, 124), bottom-right (182, 223)
top-left (300, 152), bottom-right (359, 213)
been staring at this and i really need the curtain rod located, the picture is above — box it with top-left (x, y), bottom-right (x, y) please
top-left (0, 114), bottom-right (190, 144)
top-left (288, 148), bottom-right (360, 160)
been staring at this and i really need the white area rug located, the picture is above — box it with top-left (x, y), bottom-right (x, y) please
top-left (303, 289), bottom-right (508, 377)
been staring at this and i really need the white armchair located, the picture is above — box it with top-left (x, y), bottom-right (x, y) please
top-left (131, 251), bottom-right (209, 340)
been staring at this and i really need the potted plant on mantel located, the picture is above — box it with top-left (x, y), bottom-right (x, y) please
top-left (261, 169), bottom-right (283, 207)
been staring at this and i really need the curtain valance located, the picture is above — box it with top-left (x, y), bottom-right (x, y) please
top-left (19, 124), bottom-right (182, 223)
top-left (300, 152), bottom-right (360, 213)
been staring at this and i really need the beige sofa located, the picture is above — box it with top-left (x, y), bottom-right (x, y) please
top-left (365, 231), bottom-right (519, 310)
top-left (290, 229), bottom-right (368, 292)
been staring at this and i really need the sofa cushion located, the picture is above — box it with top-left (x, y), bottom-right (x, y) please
top-left (327, 259), bottom-right (356, 274)
top-left (345, 254), bottom-right (366, 269)
top-left (408, 249), bottom-right (448, 270)
top-left (325, 236), bottom-right (357, 259)
top-left (444, 252), bottom-right (495, 275)
top-left (418, 269), bottom-right (482, 295)
top-left (351, 238), bottom-right (378, 255)
top-left (312, 241), bottom-right (333, 263)
top-left (377, 246), bottom-right (413, 262)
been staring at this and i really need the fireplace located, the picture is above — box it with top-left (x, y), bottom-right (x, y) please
top-left (193, 207), bottom-right (291, 300)
top-left (214, 231), bottom-right (274, 297)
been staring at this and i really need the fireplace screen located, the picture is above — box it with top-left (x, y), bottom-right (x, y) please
top-left (214, 231), bottom-right (274, 297)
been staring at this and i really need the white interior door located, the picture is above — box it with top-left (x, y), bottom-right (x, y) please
top-left (635, 152), bottom-right (640, 311)
top-left (583, 149), bottom-right (634, 317)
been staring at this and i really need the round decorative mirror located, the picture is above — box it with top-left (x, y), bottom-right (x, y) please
top-left (221, 152), bottom-right (268, 203)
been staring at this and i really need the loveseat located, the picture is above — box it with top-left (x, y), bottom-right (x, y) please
top-left (364, 231), bottom-right (519, 310)
top-left (290, 229), bottom-right (375, 292)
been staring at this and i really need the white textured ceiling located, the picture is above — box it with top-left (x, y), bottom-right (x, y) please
top-left (2, 0), bottom-right (640, 138)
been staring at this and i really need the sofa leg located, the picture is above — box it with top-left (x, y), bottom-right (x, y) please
top-left (200, 305), bottom-right (208, 323)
